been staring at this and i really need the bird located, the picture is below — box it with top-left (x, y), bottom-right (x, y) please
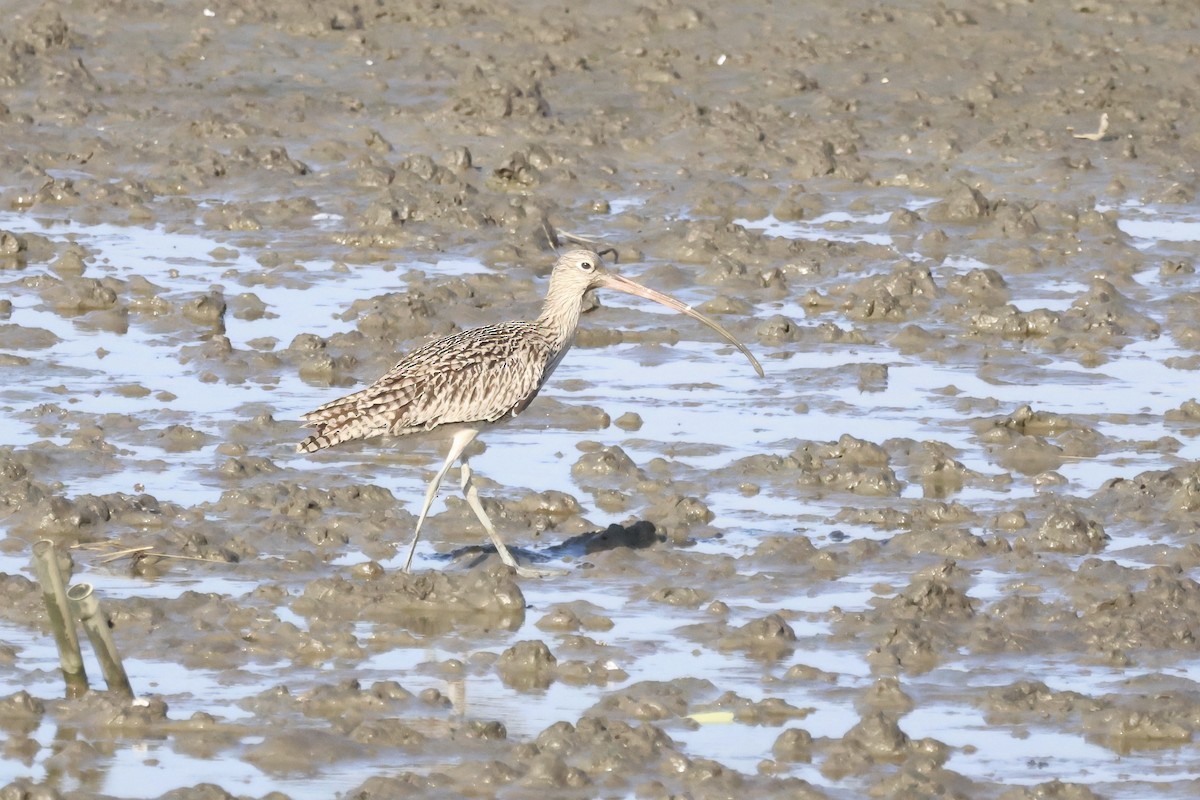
top-left (297, 248), bottom-right (764, 577)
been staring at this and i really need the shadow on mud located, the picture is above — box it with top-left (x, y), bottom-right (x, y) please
top-left (446, 520), bottom-right (663, 569)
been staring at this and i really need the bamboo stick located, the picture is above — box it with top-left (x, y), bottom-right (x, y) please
top-left (67, 583), bottom-right (133, 698)
top-left (31, 540), bottom-right (89, 698)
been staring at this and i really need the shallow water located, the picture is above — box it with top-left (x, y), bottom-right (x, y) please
top-left (4, 3), bottom-right (1200, 795)
top-left (3, 201), bottom-right (1199, 797)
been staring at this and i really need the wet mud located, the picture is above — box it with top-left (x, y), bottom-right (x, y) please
top-left (2, 0), bottom-right (1200, 798)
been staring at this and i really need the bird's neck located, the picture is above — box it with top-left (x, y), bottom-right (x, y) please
top-left (535, 282), bottom-right (585, 350)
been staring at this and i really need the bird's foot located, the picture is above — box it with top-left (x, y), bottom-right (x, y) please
top-left (513, 563), bottom-right (568, 579)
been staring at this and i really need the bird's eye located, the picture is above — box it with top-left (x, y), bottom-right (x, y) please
top-left (579, 260), bottom-right (594, 272)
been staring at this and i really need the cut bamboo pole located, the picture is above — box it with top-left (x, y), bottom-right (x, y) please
top-left (31, 539), bottom-right (89, 698)
top-left (67, 583), bottom-right (133, 698)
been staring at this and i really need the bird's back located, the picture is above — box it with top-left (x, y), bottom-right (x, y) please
top-left (298, 322), bottom-right (557, 453)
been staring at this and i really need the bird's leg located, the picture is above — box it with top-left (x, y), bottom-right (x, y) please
top-left (401, 427), bottom-right (479, 573)
top-left (460, 458), bottom-right (566, 579)
top-left (457, 458), bottom-right (516, 568)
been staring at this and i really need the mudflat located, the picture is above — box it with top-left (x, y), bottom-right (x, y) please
top-left (1, 1), bottom-right (1199, 798)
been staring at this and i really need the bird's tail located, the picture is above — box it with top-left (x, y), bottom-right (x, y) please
top-left (296, 411), bottom-right (383, 453)
top-left (297, 380), bottom-right (410, 453)
top-left (297, 427), bottom-right (350, 453)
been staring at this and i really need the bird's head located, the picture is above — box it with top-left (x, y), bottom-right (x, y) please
top-left (549, 248), bottom-right (613, 294)
top-left (545, 248), bottom-right (764, 377)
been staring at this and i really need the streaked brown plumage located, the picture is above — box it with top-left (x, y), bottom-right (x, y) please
top-left (298, 248), bottom-right (763, 577)
top-left (298, 322), bottom-right (555, 451)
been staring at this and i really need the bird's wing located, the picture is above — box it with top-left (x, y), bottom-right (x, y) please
top-left (298, 323), bottom-right (554, 452)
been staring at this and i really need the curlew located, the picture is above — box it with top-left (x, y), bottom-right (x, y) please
top-left (298, 248), bottom-right (763, 577)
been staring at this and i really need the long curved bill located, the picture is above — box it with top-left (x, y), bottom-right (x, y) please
top-left (598, 273), bottom-right (765, 377)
